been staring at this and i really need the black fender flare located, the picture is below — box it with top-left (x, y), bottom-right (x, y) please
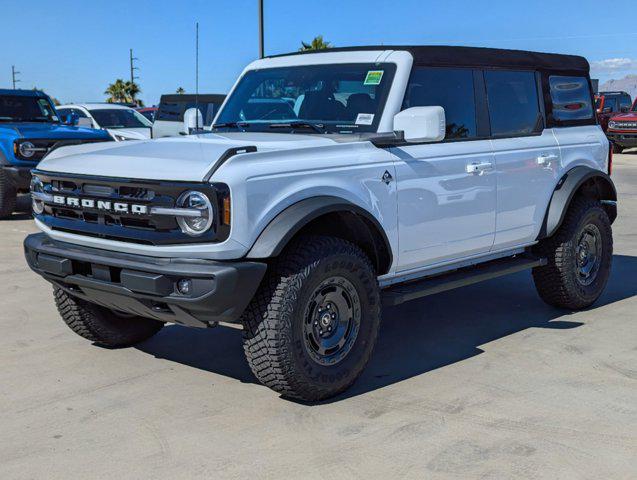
top-left (538, 166), bottom-right (617, 239)
top-left (246, 196), bottom-right (393, 272)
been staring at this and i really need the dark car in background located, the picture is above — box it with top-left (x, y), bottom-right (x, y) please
top-left (0, 89), bottom-right (111, 218)
top-left (606, 98), bottom-right (637, 153)
top-left (136, 107), bottom-right (158, 123)
top-left (595, 91), bottom-right (632, 131)
top-left (152, 94), bottom-right (225, 138)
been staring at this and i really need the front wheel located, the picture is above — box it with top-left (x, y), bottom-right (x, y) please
top-left (54, 288), bottom-right (164, 347)
top-left (242, 236), bottom-right (381, 401)
top-left (0, 169), bottom-right (17, 219)
top-left (532, 197), bottom-right (613, 309)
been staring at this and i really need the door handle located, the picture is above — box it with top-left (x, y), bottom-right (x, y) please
top-left (466, 161), bottom-right (493, 175)
top-left (537, 154), bottom-right (559, 166)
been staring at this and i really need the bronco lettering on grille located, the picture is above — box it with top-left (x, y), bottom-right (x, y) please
top-left (52, 195), bottom-right (148, 215)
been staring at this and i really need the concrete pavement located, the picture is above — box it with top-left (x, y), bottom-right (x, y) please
top-left (1, 155), bottom-right (636, 479)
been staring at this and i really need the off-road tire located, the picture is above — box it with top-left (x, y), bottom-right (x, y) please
top-left (242, 236), bottom-right (381, 401)
top-left (0, 169), bottom-right (17, 219)
top-left (532, 196), bottom-right (612, 309)
top-left (54, 288), bottom-right (164, 347)
top-left (612, 143), bottom-right (623, 154)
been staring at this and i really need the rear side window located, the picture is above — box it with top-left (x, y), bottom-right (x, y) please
top-left (485, 70), bottom-right (542, 137)
top-left (402, 67), bottom-right (477, 140)
top-left (549, 76), bottom-right (594, 121)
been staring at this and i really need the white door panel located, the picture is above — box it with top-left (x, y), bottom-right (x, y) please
top-left (492, 130), bottom-right (560, 249)
top-left (392, 140), bottom-right (496, 272)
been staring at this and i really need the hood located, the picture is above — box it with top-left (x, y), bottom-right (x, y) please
top-left (37, 132), bottom-right (343, 182)
top-left (107, 127), bottom-right (152, 140)
top-left (610, 112), bottom-right (637, 122)
top-left (3, 122), bottom-right (111, 140)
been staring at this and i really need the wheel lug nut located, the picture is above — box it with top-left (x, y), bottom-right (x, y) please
top-left (328, 326), bottom-right (332, 331)
top-left (331, 313), bottom-right (336, 319)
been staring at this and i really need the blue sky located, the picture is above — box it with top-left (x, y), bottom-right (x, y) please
top-left (2, 0), bottom-right (637, 105)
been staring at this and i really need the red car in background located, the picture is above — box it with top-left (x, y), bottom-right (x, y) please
top-left (136, 107), bottom-right (158, 123)
top-left (606, 98), bottom-right (637, 153)
top-left (595, 91), bottom-right (632, 131)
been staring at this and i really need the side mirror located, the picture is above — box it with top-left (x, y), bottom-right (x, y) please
top-left (64, 113), bottom-right (79, 126)
top-left (393, 106), bottom-right (446, 143)
top-left (183, 108), bottom-right (203, 135)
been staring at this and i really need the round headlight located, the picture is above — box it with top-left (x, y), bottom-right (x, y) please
top-left (176, 191), bottom-right (214, 236)
top-left (608, 121), bottom-right (617, 129)
top-left (19, 141), bottom-right (36, 158)
top-left (30, 176), bottom-right (45, 214)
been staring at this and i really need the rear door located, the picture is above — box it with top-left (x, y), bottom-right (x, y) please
top-left (486, 70), bottom-right (561, 250)
top-left (393, 67), bottom-right (497, 272)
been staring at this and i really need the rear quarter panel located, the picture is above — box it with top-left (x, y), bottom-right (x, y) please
top-left (552, 125), bottom-right (609, 176)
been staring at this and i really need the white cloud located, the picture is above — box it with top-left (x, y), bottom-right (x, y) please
top-left (590, 58), bottom-right (637, 73)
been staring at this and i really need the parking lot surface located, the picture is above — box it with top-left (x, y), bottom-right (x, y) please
top-left (1, 155), bottom-right (636, 480)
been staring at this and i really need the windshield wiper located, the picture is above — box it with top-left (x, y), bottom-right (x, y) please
top-left (212, 121), bottom-right (251, 130)
top-left (268, 121), bottom-right (326, 134)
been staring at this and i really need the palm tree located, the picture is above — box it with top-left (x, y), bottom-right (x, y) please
top-left (299, 35), bottom-right (332, 51)
top-left (176, 87), bottom-right (185, 94)
top-left (104, 79), bottom-right (128, 103)
top-left (124, 81), bottom-right (142, 106)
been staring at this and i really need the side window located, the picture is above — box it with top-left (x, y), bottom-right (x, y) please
top-left (619, 95), bottom-right (632, 111)
top-left (549, 76), bottom-right (594, 122)
top-left (604, 97), bottom-right (618, 112)
top-left (73, 108), bottom-right (88, 118)
top-left (485, 70), bottom-right (542, 137)
top-left (403, 67), bottom-right (477, 140)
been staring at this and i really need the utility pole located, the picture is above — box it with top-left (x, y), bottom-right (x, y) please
top-left (258, 0), bottom-right (264, 58)
top-left (129, 48), bottom-right (139, 85)
top-left (11, 65), bottom-right (20, 89)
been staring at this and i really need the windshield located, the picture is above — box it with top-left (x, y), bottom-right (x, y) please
top-left (0, 95), bottom-right (58, 123)
top-left (89, 108), bottom-right (152, 129)
top-left (215, 63), bottom-right (396, 133)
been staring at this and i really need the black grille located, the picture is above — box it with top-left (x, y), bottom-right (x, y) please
top-left (33, 171), bottom-right (230, 245)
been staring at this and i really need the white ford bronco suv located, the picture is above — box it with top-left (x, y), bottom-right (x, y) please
top-left (24, 46), bottom-right (616, 401)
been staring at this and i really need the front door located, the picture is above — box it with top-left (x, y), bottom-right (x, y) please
top-left (393, 66), bottom-right (497, 273)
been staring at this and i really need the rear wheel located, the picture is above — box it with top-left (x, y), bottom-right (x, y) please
top-left (54, 288), bottom-right (164, 347)
top-left (0, 169), bottom-right (17, 219)
top-left (242, 236), bottom-right (381, 401)
top-left (532, 197), bottom-right (612, 309)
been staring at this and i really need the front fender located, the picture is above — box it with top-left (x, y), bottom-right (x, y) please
top-left (539, 166), bottom-right (617, 239)
top-left (246, 196), bottom-right (392, 263)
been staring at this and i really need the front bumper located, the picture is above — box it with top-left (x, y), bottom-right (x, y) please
top-left (607, 131), bottom-right (637, 148)
top-left (1, 165), bottom-right (32, 191)
top-left (24, 233), bottom-right (267, 327)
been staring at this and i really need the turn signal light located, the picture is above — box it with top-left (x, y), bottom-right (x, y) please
top-left (222, 195), bottom-right (231, 225)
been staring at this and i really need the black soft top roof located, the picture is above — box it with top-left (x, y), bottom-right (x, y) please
top-left (268, 45), bottom-right (589, 74)
top-left (159, 94), bottom-right (226, 104)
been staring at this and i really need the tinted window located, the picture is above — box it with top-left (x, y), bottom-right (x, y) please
top-left (485, 70), bottom-right (541, 136)
top-left (602, 96), bottom-right (618, 112)
top-left (549, 76), bottom-right (594, 121)
top-left (619, 95), bottom-right (632, 110)
top-left (403, 67), bottom-right (476, 139)
top-left (0, 95), bottom-right (58, 123)
top-left (157, 100), bottom-right (221, 124)
top-left (89, 108), bottom-right (151, 129)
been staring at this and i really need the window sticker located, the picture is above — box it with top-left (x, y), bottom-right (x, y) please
top-left (355, 113), bottom-right (375, 125)
top-left (364, 70), bottom-right (384, 86)
top-left (51, 116), bottom-right (59, 122)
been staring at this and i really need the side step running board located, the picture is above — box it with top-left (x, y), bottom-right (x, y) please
top-left (382, 255), bottom-right (547, 307)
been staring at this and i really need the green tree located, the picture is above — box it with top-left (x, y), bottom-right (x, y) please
top-left (104, 79), bottom-right (143, 106)
top-left (104, 79), bottom-right (129, 103)
top-left (176, 87), bottom-right (185, 94)
top-left (299, 35), bottom-right (332, 51)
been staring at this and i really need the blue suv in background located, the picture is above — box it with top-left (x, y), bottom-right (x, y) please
top-left (0, 89), bottom-right (112, 218)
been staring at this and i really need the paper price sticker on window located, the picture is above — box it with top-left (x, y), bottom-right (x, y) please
top-left (355, 113), bottom-right (375, 125)
top-left (364, 70), bottom-right (384, 85)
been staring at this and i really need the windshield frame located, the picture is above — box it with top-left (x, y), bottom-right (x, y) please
top-left (88, 107), bottom-right (152, 129)
top-left (0, 94), bottom-right (60, 123)
top-left (214, 62), bottom-right (398, 134)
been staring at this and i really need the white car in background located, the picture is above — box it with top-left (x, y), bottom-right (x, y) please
top-left (57, 103), bottom-right (152, 141)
